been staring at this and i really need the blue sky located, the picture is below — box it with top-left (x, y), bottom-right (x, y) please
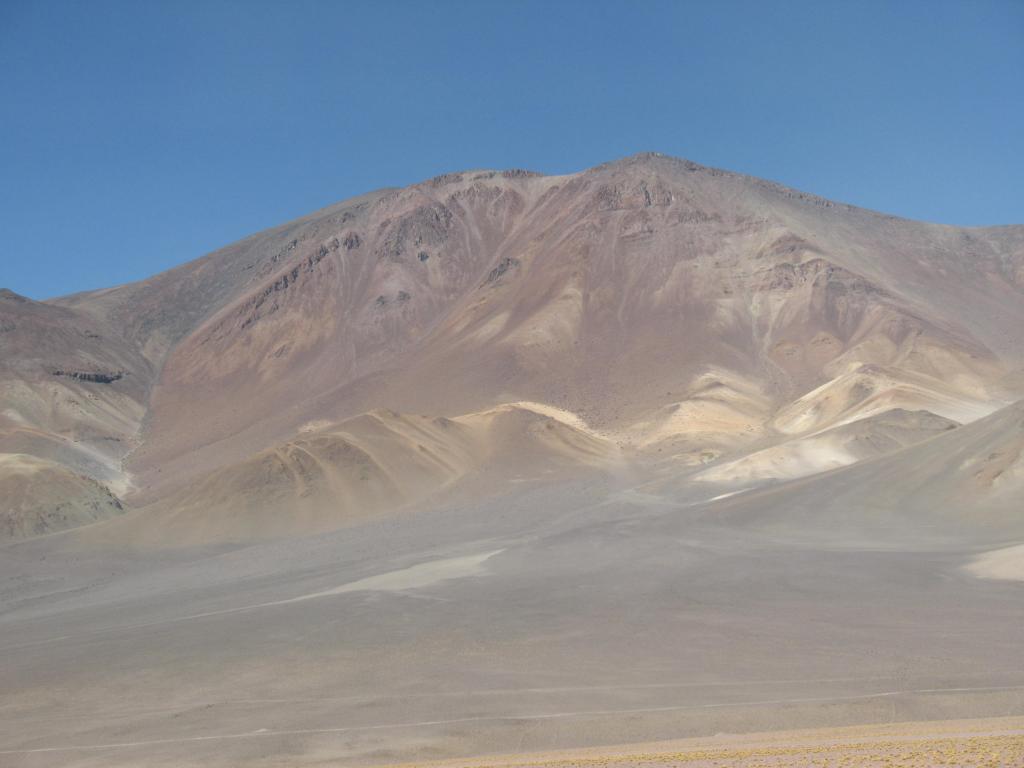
top-left (1, 0), bottom-right (1022, 299)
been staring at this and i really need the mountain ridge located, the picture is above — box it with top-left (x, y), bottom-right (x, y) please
top-left (2, 152), bottom-right (1023, 541)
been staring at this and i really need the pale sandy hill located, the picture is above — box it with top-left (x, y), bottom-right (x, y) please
top-left (0, 453), bottom-right (123, 539)
top-left (0, 289), bottom-right (151, 500)
top-left (702, 399), bottom-right (1024, 546)
top-left (102, 404), bottom-right (619, 545)
top-left (770, 363), bottom-right (999, 435)
top-left (695, 408), bottom-right (958, 484)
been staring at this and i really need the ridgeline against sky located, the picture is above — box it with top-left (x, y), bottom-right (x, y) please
top-left (1, 0), bottom-right (1022, 299)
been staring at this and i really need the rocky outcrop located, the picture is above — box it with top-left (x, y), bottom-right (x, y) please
top-left (594, 180), bottom-right (674, 211)
top-left (50, 369), bottom-right (125, 384)
top-left (485, 256), bottom-right (520, 284)
top-left (375, 203), bottom-right (454, 261)
top-left (208, 246), bottom-right (334, 339)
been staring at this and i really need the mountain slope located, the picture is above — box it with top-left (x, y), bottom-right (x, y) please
top-left (127, 154), bottom-right (1022, 512)
top-left (106, 404), bottom-right (619, 545)
top-left (698, 398), bottom-right (1024, 547)
top-left (2, 153), bottom-right (1023, 540)
top-left (0, 453), bottom-right (123, 538)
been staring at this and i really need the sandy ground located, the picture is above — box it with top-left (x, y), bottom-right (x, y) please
top-left (393, 717), bottom-right (1024, 767)
top-left (2, 472), bottom-right (1024, 767)
top-left (967, 544), bottom-right (1024, 582)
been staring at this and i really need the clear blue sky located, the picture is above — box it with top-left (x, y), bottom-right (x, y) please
top-left (2, 0), bottom-right (1022, 299)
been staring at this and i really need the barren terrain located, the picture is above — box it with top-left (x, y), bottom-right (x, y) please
top-left (1, 154), bottom-right (1023, 766)
top-left (387, 717), bottom-right (1024, 768)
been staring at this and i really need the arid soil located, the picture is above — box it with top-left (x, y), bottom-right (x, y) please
top-left (389, 717), bottom-right (1024, 768)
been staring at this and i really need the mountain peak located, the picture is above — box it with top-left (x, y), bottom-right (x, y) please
top-left (0, 288), bottom-right (29, 303)
top-left (593, 151), bottom-right (716, 174)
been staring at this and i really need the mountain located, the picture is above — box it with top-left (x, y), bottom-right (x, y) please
top-left (3, 153), bottom-right (1022, 541)
top-left (3, 153), bottom-right (1024, 767)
